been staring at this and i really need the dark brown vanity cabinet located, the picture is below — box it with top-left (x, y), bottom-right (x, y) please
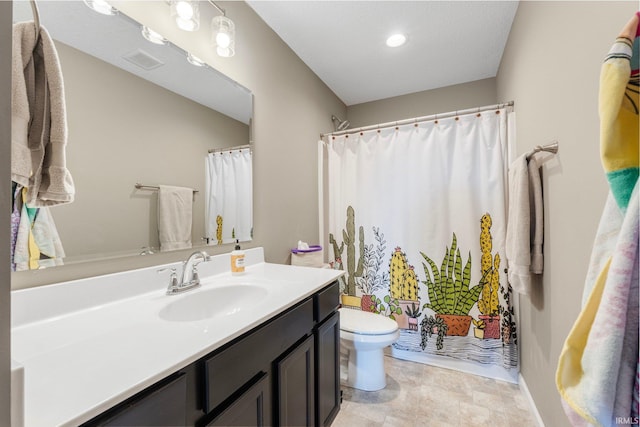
top-left (315, 311), bottom-right (341, 427)
top-left (82, 281), bottom-right (340, 427)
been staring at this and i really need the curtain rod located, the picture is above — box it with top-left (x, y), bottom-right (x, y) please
top-left (320, 101), bottom-right (514, 139)
top-left (208, 144), bottom-right (252, 154)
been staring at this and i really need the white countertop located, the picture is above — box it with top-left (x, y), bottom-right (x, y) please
top-left (11, 248), bottom-right (343, 427)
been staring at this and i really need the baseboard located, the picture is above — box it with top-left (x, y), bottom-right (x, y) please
top-left (518, 373), bottom-right (546, 427)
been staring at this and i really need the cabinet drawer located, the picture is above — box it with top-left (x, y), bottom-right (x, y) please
top-left (313, 281), bottom-right (340, 323)
top-left (204, 298), bottom-right (314, 413)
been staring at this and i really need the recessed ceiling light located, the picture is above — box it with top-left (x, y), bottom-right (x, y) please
top-left (187, 53), bottom-right (205, 67)
top-left (141, 26), bottom-right (167, 45)
top-left (386, 34), bottom-right (407, 48)
top-left (83, 0), bottom-right (117, 16)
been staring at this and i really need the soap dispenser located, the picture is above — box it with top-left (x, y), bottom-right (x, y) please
top-left (230, 240), bottom-right (245, 275)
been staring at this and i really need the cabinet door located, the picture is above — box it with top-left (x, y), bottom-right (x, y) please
top-left (275, 335), bottom-right (315, 427)
top-left (207, 373), bottom-right (270, 427)
top-left (85, 373), bottom-right (187, 427)
top-left (315, 311), bottom-right (340, 427)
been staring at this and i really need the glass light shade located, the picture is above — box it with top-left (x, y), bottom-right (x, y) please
top-left (83, 0), bottom-right (117, 16)
top-left (141, 26), bottom-right (167, 45)
top-left (211, 15), bottom-right (235, 57)
top-left (171, 1), bottom-right (200, 32)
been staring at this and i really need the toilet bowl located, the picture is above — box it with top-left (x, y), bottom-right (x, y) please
top-left (339, 308), bottom-right (399, 391)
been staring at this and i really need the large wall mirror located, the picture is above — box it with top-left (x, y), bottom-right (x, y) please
top-left (12, 1), bottom-right (253, 269)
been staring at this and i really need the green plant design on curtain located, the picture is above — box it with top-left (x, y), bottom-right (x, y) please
top-left (371, 295), bottom-right (403, 320)
top-left (421, 315), bottom-right (448, 350)
top-left (420, 233), bottom-right (484, 316)
top-left (329, 205), bottom-right (365, 296)
top-left (358, 227), bottom-right (390, 293)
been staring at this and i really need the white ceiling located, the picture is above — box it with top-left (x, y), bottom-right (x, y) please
top-left (247, 1), bottom-right (519, 106)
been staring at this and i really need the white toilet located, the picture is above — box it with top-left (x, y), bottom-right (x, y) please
top-left (339, 308), bottom-right (400, 391)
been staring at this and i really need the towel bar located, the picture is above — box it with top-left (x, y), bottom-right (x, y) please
top-left (135, 183), bottom-right (199, 194)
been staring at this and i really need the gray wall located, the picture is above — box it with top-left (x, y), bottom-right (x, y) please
top-left (347, 77), bottom-right (497, 128)
top-left (52, 42), bottom-right (248, 263)
top-left (496, 2), bottom-right (637, 425)
top-left (1, 2), bottom-right (11, 424)
top-left (12, 1), bottom-right (346, 288)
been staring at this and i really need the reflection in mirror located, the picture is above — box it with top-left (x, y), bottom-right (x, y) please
top-left (205, 145), bottom-right (253, 245)
top-left (11, 1), bottom-right (253, 270)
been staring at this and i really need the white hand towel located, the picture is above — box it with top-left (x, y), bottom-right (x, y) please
top-left (506, 154), bottom-right (532, 294)
top-left (158, 185), bottom-right (193, 252)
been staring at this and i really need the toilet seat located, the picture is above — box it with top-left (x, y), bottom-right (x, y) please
top-left (339, 308), bottom-right (398, 335)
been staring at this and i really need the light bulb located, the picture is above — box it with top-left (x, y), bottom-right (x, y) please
top-left (216, 32), bottom-right (231, 49)
top-left (175, 1), bottom-right (194, 19)
top-left (171, 1), bottom-right (200, 32)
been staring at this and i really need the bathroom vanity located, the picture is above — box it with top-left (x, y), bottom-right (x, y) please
top-left (11, 248), bottom-right (343, 426)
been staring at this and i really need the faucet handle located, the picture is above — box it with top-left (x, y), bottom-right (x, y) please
top-left (191, 265), bottom-right (200, 284)
top-left (158, 267), bottom-right (178, 289)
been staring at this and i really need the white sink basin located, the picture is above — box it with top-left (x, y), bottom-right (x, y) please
top-left (159, 284), bottom-right (269, 322)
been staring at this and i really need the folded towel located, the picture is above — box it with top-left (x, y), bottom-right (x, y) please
top-left (158, 185), bottom-right (193, 252)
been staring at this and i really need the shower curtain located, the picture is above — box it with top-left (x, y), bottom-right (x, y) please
top-left (324, 106), bottom-right (519, 382)
top-left (205, 148), bottom-right (253, 244)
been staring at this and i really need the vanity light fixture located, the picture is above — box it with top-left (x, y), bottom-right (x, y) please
top-left (171, 0), bottom-right (200, 32)
top-left (187, 52), bottom-right (206, 67)
top-left (83, 0), bottom-right (117, 16)
top-left (209, 1), bottom-right (236, 58)
top-left (386, 33), bottom-right (407, 48)
top-left (212, 15), bottom-right (235, 57)
top-left (141, 26), bottom-right (168, 45)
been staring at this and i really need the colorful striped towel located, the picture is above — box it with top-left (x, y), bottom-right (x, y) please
top-left (556, 12), bottom-right (639, 426)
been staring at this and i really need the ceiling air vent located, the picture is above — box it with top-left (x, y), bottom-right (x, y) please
top-left (122, 49), bottom-right (165, 70)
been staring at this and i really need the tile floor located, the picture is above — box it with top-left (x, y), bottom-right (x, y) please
top-left (332, 355), bottom-right (539, 427)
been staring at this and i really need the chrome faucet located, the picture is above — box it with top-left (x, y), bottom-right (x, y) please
top-left (160, 250), bottom-right (211, 295)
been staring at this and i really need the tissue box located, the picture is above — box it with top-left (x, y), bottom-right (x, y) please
top-left (291, 245), bottom-right (323, 268)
